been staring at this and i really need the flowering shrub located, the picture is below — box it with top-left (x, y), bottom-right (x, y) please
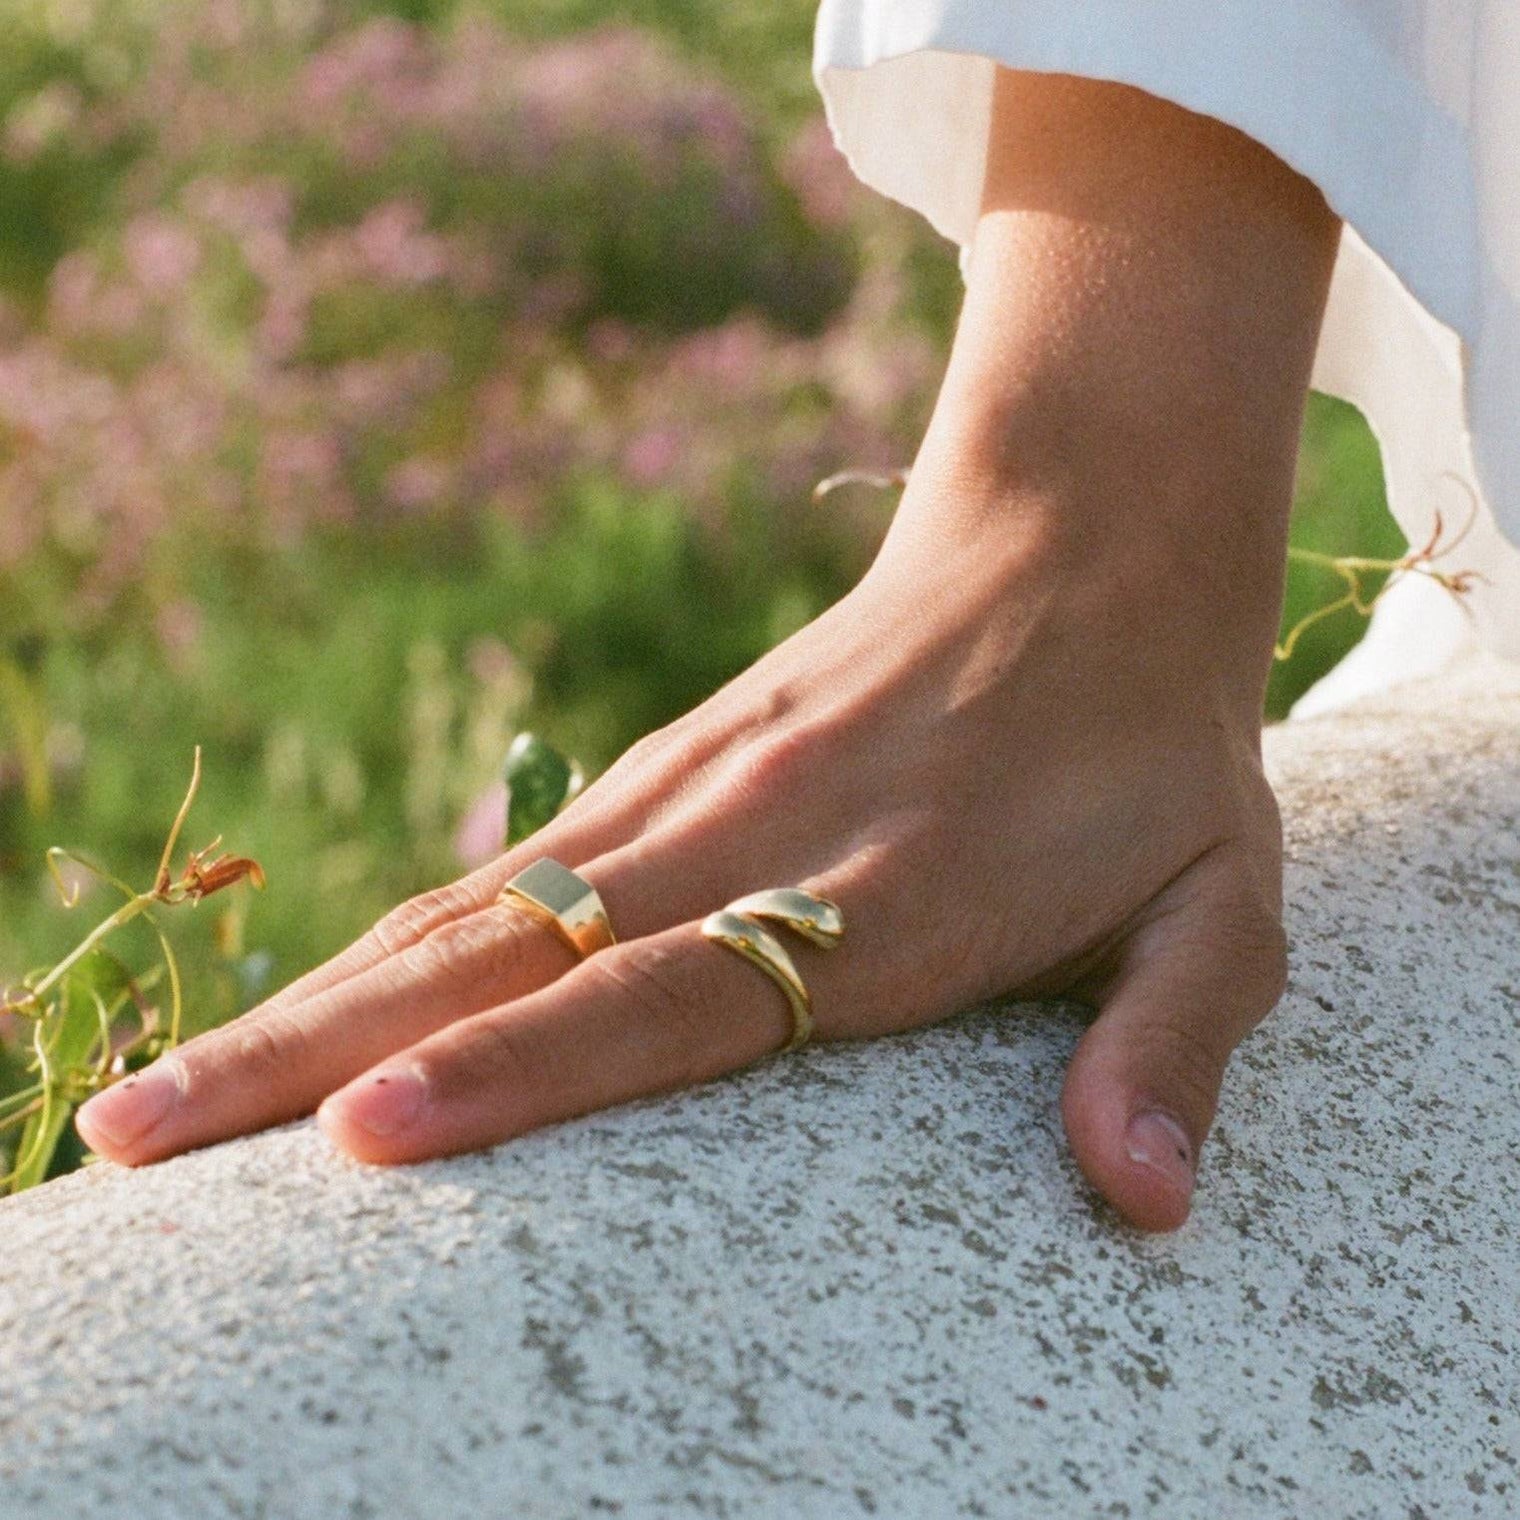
top-left (0, 8), bottom-right (934, 634)
top-left (0, 3), bottom-right (952, 1073)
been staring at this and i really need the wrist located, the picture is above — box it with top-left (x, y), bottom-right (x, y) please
top-left (898, 381), bottom-right (1295, 585)
top-left (875, 416), bottom-right (1292, 732)
top-left (869, 67), bottom-right (1341, 724)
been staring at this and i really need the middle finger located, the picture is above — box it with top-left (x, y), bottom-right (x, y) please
top-left (78, 836), bottom-right (733, 1164)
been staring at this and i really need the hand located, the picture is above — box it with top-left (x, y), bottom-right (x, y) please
top-left (74, 505), bottom-right (1282, 1229)
top-left (75, 71), bottom-right (1339, 1231)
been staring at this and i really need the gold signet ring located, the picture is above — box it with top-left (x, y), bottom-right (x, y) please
top-left (701, 887), bottom-right (844, 1053)
top-left (496, 859), bottom-right (616, 960)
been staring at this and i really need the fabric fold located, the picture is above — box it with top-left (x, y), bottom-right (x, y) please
top-left (814, 0), bottom-right (1520, 659)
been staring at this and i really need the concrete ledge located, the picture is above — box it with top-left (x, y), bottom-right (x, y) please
top-left (2, 660), bottom-right (1518, 1518)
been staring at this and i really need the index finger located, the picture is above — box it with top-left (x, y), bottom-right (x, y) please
top-left (74, 900), bottom-right (579, 1165)
top-left (74, 822), bottom-right (644, 1165)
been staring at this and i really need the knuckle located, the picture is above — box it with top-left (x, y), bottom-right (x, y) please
top-left (398, 912), bottom-right (520, 995)
top-left (588, 943), bottom-right (713, 1081)
top-left (1211, 893), bottom-right (1290, 1008)
top-left (724, 725), bottom-right (817, 807)
top-left (372, 883), bottom-right (475, 958)
top-left (1257, 919), bottom-right (1290, 1003)
top-left (1132, 1018), bottom-right (1231, 1124)
top-left (606, 718), bottom-right (707, 795)
top-left (448, 1012), bottom-right (543, 1096)
top-left (614, 728), bottom-right (676, 778)
top-left (183, 1009), bottom-right (308, 1094)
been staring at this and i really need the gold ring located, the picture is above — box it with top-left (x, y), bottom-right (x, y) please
top-left (701, 887), bottom-right (844, 1053)
top-left (496, 858), bottom-right (616, 960)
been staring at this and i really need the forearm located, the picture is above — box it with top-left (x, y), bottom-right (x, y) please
top-left (891, 70), bottom-right (1342, 712)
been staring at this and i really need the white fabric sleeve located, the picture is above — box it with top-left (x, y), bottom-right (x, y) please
top-left (813, 0), bottom-right (1520, 661)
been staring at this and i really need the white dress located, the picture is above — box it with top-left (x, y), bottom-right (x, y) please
top-left (813, 1), bottom-right (1520, 696)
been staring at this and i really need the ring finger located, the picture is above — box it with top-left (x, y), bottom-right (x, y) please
top-left (75, 835), bottom-right (737, 1165)
top-left (317, 898), bottom-right (856, 1164)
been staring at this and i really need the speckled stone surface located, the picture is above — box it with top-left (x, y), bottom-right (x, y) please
top-left (1, 662), bottom-right (1517, 1520)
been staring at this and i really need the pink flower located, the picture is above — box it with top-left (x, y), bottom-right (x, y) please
top-left (47, 252), bottom-right (101, 333)
top-left (123, 214), bottom-right (202, 298)
top-left (154, 599), bottom-right (205, 666)
top-left (665, 320), bottom-right (774, 391)
top-left (621, 427), bottom-right (683, 489)
top-left (301, 20), bottom-right (423, 109)
top-left (466, 635), bottom-right (524, 688)
top-left (782, 117), bottom-right (860, 231)
top-left (182, 175), bottom-right (294, 238)
top-left (259, 431), bottom-right (350, 538)
top-left (454, 783), bottom-right (507, 868)
top-left (258, 289), bottom-right (309, 362)
top-left (584, 319), bottom-right (636, 366)
top-left (333, 351), bottom-right (449, 424)
top-left (386, 455), bottom-right (451, 511)
top-left (3, 83), bottom-right (83, 163)
top-left (353, 201), bottom-right (449, 285)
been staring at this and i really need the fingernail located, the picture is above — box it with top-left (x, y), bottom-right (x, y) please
top-left (333, 1066), bottom-right (428, 1137)
top-left (77, 1061), bottom-right (183, 1149)
top-left (1125, 1111), bottom-right (1195, 1198)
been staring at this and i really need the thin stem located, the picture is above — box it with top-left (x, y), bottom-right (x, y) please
top-left (142, 911), bottom-right (185, 1049)
top-left (48, 846), bottom-right (143, 910)
top-left (0, 1096), bottom-right (44, 1136)
top-left (155, 745), bottom-right (202, 894)
top-left (0, 1083), bottom-right (43, 1122)
top-left (1, 1023), bottom-right (56, 1189)
top-left (1276, 590), bottom-right (1360, 662)
top-left (23, 894), bottom-right (155, 1008)
top-left (812, 467), bottom-right (910, 503)
top-left (89, 987), bottom-right (114, 1080)
top-left (1286, 547), bottom-right (1400, 574)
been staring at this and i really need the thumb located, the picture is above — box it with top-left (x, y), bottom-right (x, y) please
top-left (1060, 846), bottom-right (1288, 1232)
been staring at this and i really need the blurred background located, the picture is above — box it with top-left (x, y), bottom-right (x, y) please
top-left (0, 1), bottom-right (1401, 1049)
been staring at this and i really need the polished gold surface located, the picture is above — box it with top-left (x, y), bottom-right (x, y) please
top-left (496, 858), bottom-right (616, 960)
top-left (722, 887), bottom-right (844, 947)
top-left (700, 886), bottom-right (844, 1053)
top-left (700, 910), bottom-right (815, 1052)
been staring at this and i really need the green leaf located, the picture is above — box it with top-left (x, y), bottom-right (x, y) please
top-left (5, 953), bottom-right (140, 1193)
top-left (503, 732), bottom-right (577, 847)
top-left (56, 951), bottom-right (133, 1073)
top-left (9, 1099), bottom-right (71, 1193)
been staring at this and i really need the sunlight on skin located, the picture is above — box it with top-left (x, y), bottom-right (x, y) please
top-left (78, 71), bottom-right (1341, 1233)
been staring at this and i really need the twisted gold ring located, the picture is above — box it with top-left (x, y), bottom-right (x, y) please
top-left (496, 859), bottom-right (616, 960)
top-left (701, 887), bottom-right (844, 1053)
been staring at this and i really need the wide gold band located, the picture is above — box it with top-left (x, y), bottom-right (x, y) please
top-left (496, 858), bottom-right (616, 961)
top-left (700, 887), bottom-right (844, 1053)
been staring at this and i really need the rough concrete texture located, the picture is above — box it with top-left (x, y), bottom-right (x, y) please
top-left (1, 660), bottom-right (1518, 1520)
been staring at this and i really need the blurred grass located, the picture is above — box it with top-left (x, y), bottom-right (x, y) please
top-left (0, 0), bottom-right (1405, 1180)
top-left (0, 477), bottom-right (864, 1020)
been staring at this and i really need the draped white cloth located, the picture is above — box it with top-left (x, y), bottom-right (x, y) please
top-left (813, 1), bottom-right (1520, 673)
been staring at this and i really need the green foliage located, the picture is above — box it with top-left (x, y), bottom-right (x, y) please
top-left (5, 949), bottom-right (131, 1191)
top-left (503, 733), bottom-right (579, 847)
top-left (1271, 394), bottom-right (1404, 718)
top-left (1, 752), bottom-right (263, 1190)
top-left (471, 0), bottom-right (819, 128)
top-left (0, 3), bottom-right (151, 302)
top-left (0, 471), bottom-right (867, 1005)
